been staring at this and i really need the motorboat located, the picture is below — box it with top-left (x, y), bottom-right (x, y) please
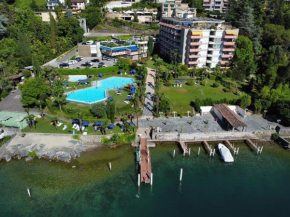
top-left (218, 143), bottom-right (234, 163)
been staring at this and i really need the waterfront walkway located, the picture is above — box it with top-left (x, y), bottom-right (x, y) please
top-left (140, 137), bottom-right (152, 183)
top-left (142, 68), bottom-right (155, 118)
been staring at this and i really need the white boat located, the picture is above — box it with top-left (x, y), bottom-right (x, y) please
top-left (218, 143), bottom-right (234, 163)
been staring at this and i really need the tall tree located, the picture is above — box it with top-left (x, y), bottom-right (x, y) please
top-left (49, 12), bottom-right (57, 51)
top-left (81, 6), bottom-right (103, 30)
top-left (232, 36), bottom-right (256, 80)
top-left (148, 36), bottom-right (154, 56)
top-left (0, 15), bottom-right (8, 39)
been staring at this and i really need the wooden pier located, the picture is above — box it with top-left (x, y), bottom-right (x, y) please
top-left (140, 138), bottom-right (152, 183)
top-left (246, 139), bottom-right (258, 150)
top-left (225, 140), bottom-right (235, 151)
top-left (179, 141), bottom-right (189, 154)
top-left (203, 141), bottom-right (211, 152)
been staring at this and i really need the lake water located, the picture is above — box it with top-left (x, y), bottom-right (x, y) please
top-left (1, 141), bottom-right (290, 217)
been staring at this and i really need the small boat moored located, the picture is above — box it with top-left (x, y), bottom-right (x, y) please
top-left (218, 143), bottom-right (234, 163)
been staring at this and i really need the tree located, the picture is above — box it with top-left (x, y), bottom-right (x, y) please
top-left (52, 80), bottom-right (66, 112)
top-left (133, 13), bottom-right (139, 23)
top-left (239, 95), bottom-right (251, 109)
top-left (100, 120), bottom-right (109, 135)
top-left (81, 6), bottom-right (103, 30)
top-left (49, 12), bottom-right (57, 51)
top-left (0, 15), bottom-right (8, 39)
top-left (41, 66), bottom-right (59, 87)
top-left (232, 36), bottom-right (256, 80)
top-left (76, 112), bottom-right (83, 133)
top-left (134, 107), bottom-right (142, 127)
top-left (262, 24), bottom-right (290, 48)
top-left (148, 36), bottom-right (154, 56)
top-left (20, 78), bottom-right (51, 108)
top-left (25, 114), bottom-right (36, 129)
top-left (67, 0), bottom-right (72, 9)
top-left (30, 0), bottom-right (38, 11)
top-left (106, 101), bottom-right (115, 123)
top-left (188, 0), bottom-right (203, 13)
top-left (90, 103), bottom-right (106, 118)
top-left (65, 9), bottom-right (73, 19)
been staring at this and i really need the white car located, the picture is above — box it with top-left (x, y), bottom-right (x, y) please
top-left (86, 40), bottom-right (94, 45)
top-left (68, 60), bottom-right (77, 65)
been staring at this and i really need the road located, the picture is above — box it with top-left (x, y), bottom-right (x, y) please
top-left (142, 68), bottom-right (156, 118)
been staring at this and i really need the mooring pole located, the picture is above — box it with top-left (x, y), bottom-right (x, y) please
top-left (173, 149), bottom-right (176, 158)
top-left (237, 147), bottom-right (239, 155)
top-left (198, 147), bottom-right (200, 156)
top-left (189, 148), bottom-right (191, 156)
top-left (109, 162), bottom-right (112, 171)
top-left (138, 174), bottom-right (140, 187)
top-left (213, 149), bottom-right (215, 157)
top-left (150, 173), bottom-right (153, 186)
top-left (180, 168), bottom-right (183, 182)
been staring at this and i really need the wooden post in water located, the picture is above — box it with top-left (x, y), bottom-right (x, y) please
top-left (213, 149), bottom-right (215, 157)
top-left (138, 174), bottom-right (140, 187)
top-left (198, 147), bottom-right (200, 156)
top-left (189, 148), bottom-right (191, 156)
top-left (27, 188), bottom-right (31, 198)
top-left (150, 173), bottom-right (153, 186)
top-left (180, 168), bottom-right (183, 182)
top-left (109, 162), bottom-right (112, 171)
top-left (173, 149), bottom-right (176, 158)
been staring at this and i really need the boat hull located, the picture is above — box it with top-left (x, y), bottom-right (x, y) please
top-left (218, 144), bottom-right (234, 163)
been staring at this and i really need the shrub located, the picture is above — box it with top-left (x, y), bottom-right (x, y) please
top-left (73, 135), bottom-right (80, 140)
top-left (22, 70), bottom-right (31, 78)
top-left (200, 80), bottom-right (207, 86)
top-left (272, 133), bottom-right (279, 140)
top-left (187, 80), bottom-right (194, 86)
top-left (223, 88), bottom-right (231, 92)
top-left (103, 133), bottom-right (136, 144)
top-left (164, 81), bottom-right (172, 86)
top-left (90, 103), bottom-right (107, 118)
top-left (58, 67), bottom-right (118, 75)
top-left (212, 82), bottom-right (219, 88)
top-left (209, 74), bottom-right (216, 80)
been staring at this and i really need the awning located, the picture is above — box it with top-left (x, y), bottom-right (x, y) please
top-left (225, 30), bottom-right (238, 35)
top-left (191, 31), bottom-right (203, 35)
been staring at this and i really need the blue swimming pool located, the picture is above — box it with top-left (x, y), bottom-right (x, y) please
top-left (66, 77), bottom-right (135, 104)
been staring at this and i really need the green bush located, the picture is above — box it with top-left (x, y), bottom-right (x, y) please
top-left (223, 88), bottom-right (231, 92)
top-left (187, 80), bottom-right (194, 86)
top-left (164, 81), bottom-right (172, 86)
top-left (73, 135), bottom-right (81, 140)
top-left (58, 67), bottom-right (118, 75)
top-left (22, 70), bottom-right (31, 78)
top-left (200, 80), bottom-right (207, 86)
top-left (272, 133), bottom-right (279, 140)
top-left (212, 82), bottom-right (219, 88)
top-left (209, 74), bottom-right (216, 80)
top-left (103, 133), bottom-right (136, 144)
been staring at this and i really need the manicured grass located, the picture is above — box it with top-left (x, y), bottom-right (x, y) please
top-left (145, 60), bottom-right (168, 72)
top-left (0, 136), bottom-right (12, 147)
top-left (107, 89), bottom-right (134, 115)
top-left (22, 117), bottom-right (122, 135)
top-left (161, 79), bottom-right (243, 115)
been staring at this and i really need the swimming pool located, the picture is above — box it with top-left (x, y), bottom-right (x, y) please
top-left (68, 75), bottom-right (87, 82)
top-left (66, 77), bottom-right (135, 104)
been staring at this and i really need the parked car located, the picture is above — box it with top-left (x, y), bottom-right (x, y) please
top-left (86, 40), bottom-right (94, 45)
top-left (81, 62), bottom-right (93, 67)
top-left (91, 59), bottom-right (100, 62)
top-left (75, 56), bottom-right (83, 62)
top-left (59, 63), bottom-right (69, 68)
top-left (98, 62), bottom-right (106, 68)
top-left (102, 56), bottom-right (110, 61)
top-left (68, 60), bottom-right (77, 65)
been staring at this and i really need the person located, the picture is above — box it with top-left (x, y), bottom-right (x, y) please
top-left (145, 130), bottom-right (148, 136)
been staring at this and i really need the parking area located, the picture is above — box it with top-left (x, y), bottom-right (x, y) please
top-left (59, 57), bottom-right (116, 69)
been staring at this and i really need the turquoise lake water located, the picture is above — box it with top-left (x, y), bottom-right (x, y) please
top-left (66, 77), bottom-right (135, 104)
top-left (0, 141), bottom-right (290, 217)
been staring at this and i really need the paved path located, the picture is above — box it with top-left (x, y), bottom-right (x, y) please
top-left (142, 68), bottom-right (155, 117)
top-left (84, 32), bottom-right (130, 37)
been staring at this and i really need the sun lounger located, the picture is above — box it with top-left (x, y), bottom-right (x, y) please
top-left (72, 124), bottom-right (77, 129)
top-left (83, 132), bottom-right (87, 135)
top-left (57, 122), bottom-right (63, 127)
top-left (62, 125), bottom-right (67, 130)
top-left (124, 100), bottom-right (130, 104)
top-left (116, 91), bottom-right (121, 95)
top-left (82, 126), bottom-right (85, 131)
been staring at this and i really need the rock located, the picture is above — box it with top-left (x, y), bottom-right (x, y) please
top-left (25, 156), bottom-right (33, 162)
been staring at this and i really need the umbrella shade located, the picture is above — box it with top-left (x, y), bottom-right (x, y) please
top-left (65, 81), bottom-right (69, 84)
top-left (180, 80), bottom-right (185, 83)
top-left (118, 69), bottom-right (122, 72)
top-left (175, 80), bottom-right (180, 83)
top-left (98, 73), bottom-right (103, 77)
top-left (128, 95), bottom-right (133, 99)
top-left (130, 69), bottom-right (137, 73)
top-left (130, 122), bottom-right (135, 126)
top-left (108, 124), bottom-right (115, 129)
top-left (89, 73), bottom-right (94, 75)
top-left (72, 119), bottom-right (80, 124)
top-left (107, 97), bottom-right (113, 101)
top-left (51, 93), bottom-right (55, 96)
top-left (82, 121), bottom-right (90, 127)
top-left (93, 121), bottom-right (105, 126)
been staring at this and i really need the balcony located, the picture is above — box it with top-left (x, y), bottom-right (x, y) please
top-left (189, 55), bottom-right (200, 58)
top-left (190, 49), bottom-right (201, 52)
top-left (224, 35), bottom-right (238, 39)
top-left (191, 35), bottom-right (203, 39)
top-left (220, 60), bottom-right (231, 65)
top-left (222, 48), bottom-right (235, 52)
top-left (221, 54), bottom-right (234, 58)
top-left (190, 42), bottom-right (202, 46)
top-left (188, 61), bottom-right (199, 64)
top-left (223, 42), bottom-right (236, 46)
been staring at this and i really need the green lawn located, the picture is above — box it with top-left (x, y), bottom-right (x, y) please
top-left (0, 136), bottom-right (12, 148)
top-left (107, 89), bottom-right (134, 115)
top-left (161, 79), bottom-right (243, 115)
top-left (22, 117), bottom-right (122, 135)
top-left (145, 60), bottom-right (168, 72)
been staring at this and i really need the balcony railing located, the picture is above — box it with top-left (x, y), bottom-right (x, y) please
top-left (190, 49), bottom-right (201, 52)
top-left (191, 36), bottom-right (203, 39)
top-left (221, 54), bottom-right (234, 58)
top-left (224, 35), bottom-right (238, 39)
top-left (190, 42), bottom-right (202, 46)
top-left (223, 42), bottom-right (236, 46)
top-left (188, 61), bottom-right (199, 64)
top-left (220, 60), bottom-right (231, 65)
top-left (189, 55), bottom-right (200, 58)
top-left (222, 48), bottom-right (235, 52)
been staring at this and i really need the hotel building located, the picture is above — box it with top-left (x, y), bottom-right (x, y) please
top-left (161, 0), bottom-right (197, 18)
top-left (203, 0), bottom-right (229, 13)
top-left (159, 17), bottom-right (239, 68)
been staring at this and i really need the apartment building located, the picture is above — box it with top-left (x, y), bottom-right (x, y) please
top-left (71, 0), bottom-right (86, 10)
top-left (159, 17), bottom-right (239, 68)
top-left (161, 0), bottom-right (196, 18)
top-left (106, 10), bottom-right (157, 24)
top-left (203, 0), bottom-right (229, 13)
top-left (46, 0), bottom-right (65, 10)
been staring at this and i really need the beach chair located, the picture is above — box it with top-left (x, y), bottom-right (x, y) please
top-left (62, 125), bottom-right (67, 130)
top-left (57, 122), bottom-right (63, 127)
top-left (82, 126), bottom-right (85, 131)
top-left (72, 124), bottom-right (77, 129)
top-left (124, 100), bottom-right (130, 104)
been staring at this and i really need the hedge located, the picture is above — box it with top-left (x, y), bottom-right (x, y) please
top-left (58, 66), bottom-right (119, 76)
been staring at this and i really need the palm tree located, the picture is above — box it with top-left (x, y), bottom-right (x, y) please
top-left (100, 120), bottom-right (109, 135)
top-left (134, 107), bottom-right (142, 127)
top-left (25, 107), bottom-right (30, 116)
top-left (25, 114), bottom-right (36, 129)
top-left (76, 112), bottom-right (83, 133)
top-left (41, 66), bottom-right (59, 87)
